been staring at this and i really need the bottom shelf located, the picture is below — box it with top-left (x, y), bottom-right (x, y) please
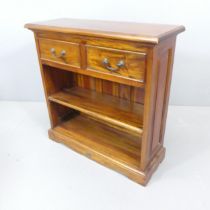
top-left (50, 114), bottom-right (141, 169)
top-left (48, 114), bottom-right (165, 185)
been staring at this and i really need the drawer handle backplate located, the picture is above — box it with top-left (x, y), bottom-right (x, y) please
top-left (50, 48), bottom-right (66, 58)
top-left (102, 58), bottom-right (125, 72)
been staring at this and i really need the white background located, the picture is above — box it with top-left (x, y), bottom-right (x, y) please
top-left (0, 0), bottom-right (210, 105)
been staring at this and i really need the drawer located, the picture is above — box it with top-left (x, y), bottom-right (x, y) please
top-left (38, 38), bottom-right (80, 68)
top-left (86, 46), bottom-right (146, 82)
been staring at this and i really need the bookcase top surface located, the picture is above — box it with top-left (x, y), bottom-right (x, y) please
top-left (25, 18), bottom-right (185, 44)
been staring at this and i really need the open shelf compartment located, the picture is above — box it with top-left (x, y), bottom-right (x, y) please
top-left (48, 86), bottom-right (144, 136)
top-left (42, 65), bottom-right (145, 174)
top-left (49, 113), bottom-right (141, 169)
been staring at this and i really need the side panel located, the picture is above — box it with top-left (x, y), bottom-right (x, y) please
top-left (151, 39), bottom-right (176, 152)
top-left (141, 37), bottom-right (176, 169)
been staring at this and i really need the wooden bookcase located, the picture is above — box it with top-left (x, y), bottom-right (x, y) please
top-left (25, 19), bottom-right (184, 185)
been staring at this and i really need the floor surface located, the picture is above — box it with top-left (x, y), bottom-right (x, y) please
top-left (0, 102), bottom-right (210, 210)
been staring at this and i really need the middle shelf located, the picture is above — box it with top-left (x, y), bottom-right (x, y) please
top-left (48, 87), bottom-right (144, 136)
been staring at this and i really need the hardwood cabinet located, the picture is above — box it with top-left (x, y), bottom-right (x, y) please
top-left (25, 19), bottom-right (184, 185)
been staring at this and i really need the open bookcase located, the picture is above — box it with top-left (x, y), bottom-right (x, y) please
top-left (25, 18), bottom-right (184, 185)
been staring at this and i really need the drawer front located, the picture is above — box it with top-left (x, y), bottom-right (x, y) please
top-left (39, 38), bottom-right (80, 67)
top-left (86, 46), bottom-right (146, 82)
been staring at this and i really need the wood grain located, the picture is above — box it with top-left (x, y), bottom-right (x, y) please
top-left (25, 18), bottom-right (185, 43)
top-left (48, 87), bottom-right (144, 136)
top-left (86, 45), bottom-right (146, 82)
top-left (74, 74), bottom-right (144, 104)
top-left (41, 59), bottom-right (145, 88)
top-left (52, 114), bottom-right (141, 165)
top-left (39, 38), bottom-right (80, 68)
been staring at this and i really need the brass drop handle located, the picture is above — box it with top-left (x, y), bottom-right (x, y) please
top-left (102, 58), bottom-right (125, 72)
top-left (50, 48), bottom-right (66, 58)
